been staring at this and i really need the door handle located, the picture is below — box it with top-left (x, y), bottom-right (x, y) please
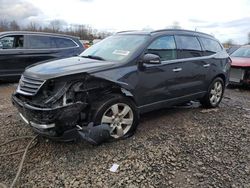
top-left (173, 67), bottom-right (182, 72)
top-left (203, 64), bottom-right (210, 68)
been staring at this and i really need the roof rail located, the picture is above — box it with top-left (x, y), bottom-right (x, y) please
top-left (116, 30), bottom-right (139, 34)
top-left (0, 30), bottom-right (79, 39)
top-left (150, 29), bottom-right (183, 33)
top-left (150, 29), bottom-right (214, 37)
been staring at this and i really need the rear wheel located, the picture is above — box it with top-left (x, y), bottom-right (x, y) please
top-left (200, 77), bottom-right (225, 108)
top-left (91, 94), bottom-right (139, 139)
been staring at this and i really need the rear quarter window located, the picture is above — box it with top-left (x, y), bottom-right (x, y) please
top-left (51, 37), bottom-right (77, 48)
top-left (175, 35), bottom-right (202, 58)
top-left (200, 37), bottom-right (222, 53)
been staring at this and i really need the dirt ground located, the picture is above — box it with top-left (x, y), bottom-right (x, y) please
top-left (0, 84), bottom-right (250, 188)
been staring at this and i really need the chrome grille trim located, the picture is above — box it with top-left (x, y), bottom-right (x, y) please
top-left (17, 76), bottom-right (45, 96)
top-left (22, 76), bottom-right (44, 85)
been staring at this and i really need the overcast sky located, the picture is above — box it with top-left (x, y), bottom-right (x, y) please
top-left (1, 0), bottom-right (250, 44)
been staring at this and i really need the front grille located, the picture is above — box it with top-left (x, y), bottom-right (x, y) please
top-left (17, 76), bottom-right (45, 96)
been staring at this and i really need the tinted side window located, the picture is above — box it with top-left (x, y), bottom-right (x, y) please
top-left (147, 36), bottom-right (177, 61)
top-left (0, 35), bottom-right (24, 49)
top-left (200, 37), bottom-right (222, 53)
top-left (52, 37), bottom-right (77, 48)
top-left (175, 35), bottom-right (202, 58)
top-left (28, 36), bottom-right (53, 49)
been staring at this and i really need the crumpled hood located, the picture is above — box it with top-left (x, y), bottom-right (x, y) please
top-left (24, 56), bottom-right (117, 80)
top-left (231, 57), bottom-right (250, 67)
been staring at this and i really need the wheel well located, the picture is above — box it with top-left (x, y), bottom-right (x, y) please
top-left (215, 74), bottom-right (226, 85)
top-left (110, 89), bottom-right (137, 106)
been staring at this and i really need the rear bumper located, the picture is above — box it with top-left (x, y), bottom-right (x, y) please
top-left (12, 94), bottom-right (87, 141)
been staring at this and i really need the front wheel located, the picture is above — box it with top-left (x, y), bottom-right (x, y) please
top-left (91, 95), bottom-right (139, 139)
top-left (200, 77), bottom-right (225, 108)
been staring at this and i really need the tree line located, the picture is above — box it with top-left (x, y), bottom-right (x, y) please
top-left (1, 19), bottom-right (249, 45)
top-left (0, 19), bottom-right (112, 40)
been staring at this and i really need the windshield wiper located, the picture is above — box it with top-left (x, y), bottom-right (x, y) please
top-left (81, 55), bottom-right (106, 61)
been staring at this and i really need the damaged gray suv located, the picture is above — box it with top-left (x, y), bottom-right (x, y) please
top-left (12, 29), bottom-right (230, 141)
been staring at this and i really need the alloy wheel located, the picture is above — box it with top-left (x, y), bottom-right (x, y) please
top-left (209, 81), bottom-right (223, 106)
top-left (101, 103), bottom-right (134, 138)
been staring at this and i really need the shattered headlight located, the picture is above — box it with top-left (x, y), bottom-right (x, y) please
top-left (41, 76), bottom-right (87, 106)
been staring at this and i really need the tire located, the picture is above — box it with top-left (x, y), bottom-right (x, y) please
top-left (91, 94), bottom-right (139, 140)
top-left (200, 77), bottom-right (225, 108)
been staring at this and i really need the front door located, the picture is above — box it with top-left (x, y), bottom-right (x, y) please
top-left (0, 35), bottom-right (28, 78)
top-left (137, 35), bottom-right (182, 107)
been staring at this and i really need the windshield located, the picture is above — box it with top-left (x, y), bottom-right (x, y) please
top-left (231, 47), bottom-right (250, 58)
top-left (80, 35), bottom-right (149, 63)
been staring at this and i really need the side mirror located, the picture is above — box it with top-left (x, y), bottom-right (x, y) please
top-left (0, 41), bottom-right (3, 49)
top-left (142, 53), bottom-right (161, 64)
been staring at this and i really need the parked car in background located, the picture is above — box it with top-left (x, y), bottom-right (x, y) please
top-left (12, 29), bottom-right (230, 141)
top-left (80, 40), bottom-right (91, 49)
top-left (226, 45), bottom-right (241, 55)
top-left (229, 45), bottom-right (250, 85)
top-left (0, 31), bottom-right (84, 81)
top-left (93, 39), bottom-right (102, 44)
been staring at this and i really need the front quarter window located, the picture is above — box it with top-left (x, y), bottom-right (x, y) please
top-left (0, 35), bottom-right (24, 49)
top-left (80, 35), bottom-right (149, 63)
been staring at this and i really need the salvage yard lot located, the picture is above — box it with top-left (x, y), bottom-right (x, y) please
top-left (0, 84), bottom-right (250, 188)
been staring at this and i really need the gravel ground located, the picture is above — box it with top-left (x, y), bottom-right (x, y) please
top-left (0, 84), bottom-right (250, 188)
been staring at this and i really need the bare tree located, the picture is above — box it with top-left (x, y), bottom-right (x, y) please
top-left (166, 21), bottom-right (182, 29)
top-left (0, 19), bottom-right (112, 40)
top-left (75, 24), bottom-right (88, 39)
top-left (0, 19), bottom-right (9, 31)
top-left (9, 20), bottom-right (20, 31)
top-left (26, 22), bottom-right (38, 31)
top-left (223, 39), bottom-right (234, 48)
top-left (49, 20), bottom-right (65, 33)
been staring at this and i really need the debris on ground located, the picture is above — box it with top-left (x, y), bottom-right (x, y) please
top-left (1, 84), bottom-right (250, 187)
top-left (200, 108), bottom-right (219, 113)
top-left (109, 164), bottom-right (119, 172)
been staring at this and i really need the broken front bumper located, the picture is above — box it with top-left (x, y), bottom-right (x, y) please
top-left (12, 94), bottom-right (87, 141)
top-left (229, 67), bottom-right (250, 85)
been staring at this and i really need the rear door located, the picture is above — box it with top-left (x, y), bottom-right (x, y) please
top-left (26, 35), bottom-right (81, 64)
top-left (25, 35), bottom-right (60, 67)
top-left (199, 37), bottom-right (224, 84)
top-left (174, 35), bottom-right (210, 95)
